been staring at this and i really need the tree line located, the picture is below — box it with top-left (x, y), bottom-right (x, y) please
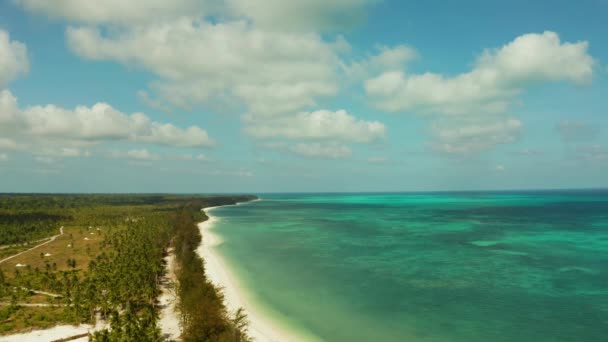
top-left (173, 205), bottom-right (250, 342)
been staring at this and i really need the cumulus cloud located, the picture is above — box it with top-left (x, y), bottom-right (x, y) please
top-left (16, 0), bottom-right (376, 31)
top-left (514, 148), bottom-right (544, 156)
top-left (111, 149), bottom-right (161, 161)
top-left (556, 120), bottom-right (599, 142)
top-left (227, 0), bottom-right (377, 31)
top-left (0, 153), bottom-right (8, 162)
top-left (262, 141), bottom-right (352, 159)
top-left (66, 19), bottom-right (341, 117)
top-left (0, 30), bottom-right (29, 87)
top-left (13, 0), bottom-right (209, 24)
top-left (364, 31), bottom-right (595, 155)
top-left (0, 90), bottom-right (214, 148)
top-left (366, 32), bottom-right (594, 114)
top-left (127, 149), bottom-right (160, 161)
top-left (289, 143), bottom-right (352, 159)
top-left (575, 145), bottom-right (608, 162)
top-left (245, 109), bottom-right (385, 143)
top-left (346, 45), bottom-right (417, 81)
top-left (18, 1), bottom-right (377, 118)
top-left (171, 153), bottom-right (207, 161)
top-left (34, 147), bottom-right (89, 158)
top-left (16, 3), bottom-right (596, 160)
top-left (431, 118), bottom-right (523, 155)
top-left (15, 2), bottom-right (387, 160)
top-left (0, 138), bottom-right (20, 151)
top-left (34, 156), bottom-right (57, 164)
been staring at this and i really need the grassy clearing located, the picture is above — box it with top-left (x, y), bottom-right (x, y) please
top-left (0, 244), bottom-right (42, 260)
top-left (0, 305), bottom-right (81, 335)
top-left (0, 226), bottom-right (104, 279)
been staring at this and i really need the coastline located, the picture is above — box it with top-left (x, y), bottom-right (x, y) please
top-left (196, 201), bottom-right (319, 342)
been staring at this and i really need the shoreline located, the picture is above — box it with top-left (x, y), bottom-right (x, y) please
top-left (196, 201), bottom-right (318, 342)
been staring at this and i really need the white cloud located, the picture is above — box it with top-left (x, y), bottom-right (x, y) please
top-left (575, 145), bottom-right (608, 162)
top-left (112, 149), bottom-right (161, 161)
top-left (16, 2), bottom-right (384, 158)
top-left (0, 138), bottom-right (20, 151)
top-left (367, 156), bottom-right (388, 164)
top-left (208, 168), bottom-right (254, 177)
top-left (127, 149), bottom-right (160, 161)
top-left (171, 153), bottom-right (207, 161)
top-left (0, 153), bottom-right (7, 161)
top-left (431, 118), bottom-right (523, 155)
top-left (32, 148), bottom-right (89, 164)
top-left (369, 45), bottom-right (417, 71)
top-left (13, 0), bottom-right (209, 24)
top-left (261, 141), bottom-right (352, 159)
top-left (66, 19), bottom-right (341, 117)
top-left (556, 120), bottom-right (599, 142)
top-left (34, 156), bottom-right (56, 164)
top-left (0, 90), bottom-right (214, 148)
top-left (366, 32), bottom-right (594, 115)
top-left (227, 0), bottom-right (377, 31)
top-left (16, 0), bottom-right (377, 31)
top-left (515, 148), bottom-right (544, 156)
top-left (0, 30), bottom-right (29, 87)
top-left (0, 88), bottom-right (21, 124)
top-left (495, 164), bottom-right (505, 172)
top-left (364, 32), bottom-right (595, 155)
top-left (346, 45), bottom-right (417, 80)
top-left (245, 109), bottom-right (385, 143)
top-left (289, 143), bottom-right (351, 159)
top-left (35, 147), bottom-right (88, 158)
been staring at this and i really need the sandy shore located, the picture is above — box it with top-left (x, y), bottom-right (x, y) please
top-left (0, 320), bottom-right (106, 342)
top-left (197, 203), bottom-right (318, 342)
top-left (159, 248), bottom-right (181, 341)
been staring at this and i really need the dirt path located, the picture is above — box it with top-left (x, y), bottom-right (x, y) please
top-left (0, 227), bottom-right (64, 265)
top-left (20, 287), bottom-right (63, 298)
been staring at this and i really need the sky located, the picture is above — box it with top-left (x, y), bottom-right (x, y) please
top-left (0, 0), bottom-right (606, 193)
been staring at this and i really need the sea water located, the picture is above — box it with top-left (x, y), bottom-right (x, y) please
top-left (209, 191), bottom-right (608, 341)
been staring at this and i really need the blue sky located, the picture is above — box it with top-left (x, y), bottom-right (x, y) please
top-left (0, 0), bottom-right (606, 193)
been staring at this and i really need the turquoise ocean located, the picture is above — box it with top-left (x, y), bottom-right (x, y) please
top-left (208, 191), bottom-right (608, 341)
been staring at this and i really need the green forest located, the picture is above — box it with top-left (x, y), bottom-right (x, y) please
top-left (0, 194), bottom-right (256, 341)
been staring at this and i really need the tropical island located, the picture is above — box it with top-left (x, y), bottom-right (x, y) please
top-left (0, 194), bottom-right (256, 341)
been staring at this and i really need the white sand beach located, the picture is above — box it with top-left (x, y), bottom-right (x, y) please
top-left (159, 248), bottom-right (181, 341)
top-left (197, 204), bottom-right (319, 342)
top-left (0, 320), bottom-right (107, 342)
top-left (0, 325), bottom-right (91, 342)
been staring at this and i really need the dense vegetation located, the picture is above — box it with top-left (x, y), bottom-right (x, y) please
top-left (0, 194), bottom-right (256, 340)
top-left (173, 205), bottom-right (249, 342)
top-left (0, 212), bottom-right (70, 245)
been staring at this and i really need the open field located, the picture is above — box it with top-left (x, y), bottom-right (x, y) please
top-left (0, 226), bottom-right (104, 279)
